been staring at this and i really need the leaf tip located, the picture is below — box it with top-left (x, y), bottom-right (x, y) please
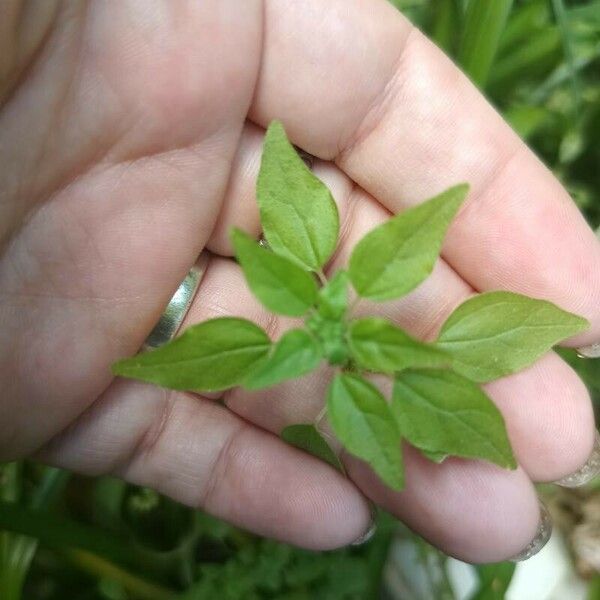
top-left (447, 182), bottom-right (470, 208)
top-left (573, 314), bottom-right (591, 334)
top-left (229, 226), bottom-right (252, 256)
top-left (111, 358), bottom-right (129, 377)
top-left (265, 119), bottom-right (288, 144)
top-left (228, 226), bottom-right (242, 242)
top-left (383, 473), bottom-right (405, 491)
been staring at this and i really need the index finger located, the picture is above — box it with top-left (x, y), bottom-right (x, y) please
top-left (250, 0), bottom-right (600, 347)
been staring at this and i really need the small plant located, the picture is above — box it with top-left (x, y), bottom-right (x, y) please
top-left (113, 121), bottom-right (588, 490)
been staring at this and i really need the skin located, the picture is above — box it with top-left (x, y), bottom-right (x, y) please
top-left (2, 0), bottom-right (600, 562)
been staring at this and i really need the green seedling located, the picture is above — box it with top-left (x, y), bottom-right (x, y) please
top-left (113, 121), bottom-right (588, 491)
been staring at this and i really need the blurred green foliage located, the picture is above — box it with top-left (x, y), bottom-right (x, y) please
top-left (1, 469), bottom-right (395, 599)
top-left (1, 1), bottom-right (599, 598)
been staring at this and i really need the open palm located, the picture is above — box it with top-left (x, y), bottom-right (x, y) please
top-left (2, 0), bottom-right (600, 562)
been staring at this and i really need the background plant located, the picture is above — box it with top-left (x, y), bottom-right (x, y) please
top-left (1, 1), bottom-right (599, 598)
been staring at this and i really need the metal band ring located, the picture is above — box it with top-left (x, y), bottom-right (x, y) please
top-left (143, 251), bottom-right (210, 350)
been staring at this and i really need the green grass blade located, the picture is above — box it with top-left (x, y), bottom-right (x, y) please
top-left (30, 468), bottom-right (70, 510)
top-left (1, 468), bottom-right (70, 600)
top-left (498, 0), bottom-right (550, 53)
top-left (458, 0), bottom-right (514, 87)
top-left (430, 0), bottom-right (462, 55)
top-left (488, 27), bottom-right (562, 93)
top-left (0, 501), bottom-right (170, 577)
top-left (551, 0), bottom-right (582, 111)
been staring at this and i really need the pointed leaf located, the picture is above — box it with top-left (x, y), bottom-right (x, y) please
top-left (281, 424), bottom-right (344, 472)
top-left (257, 121), bottom-right (339, 271)
top-left (327, 373), bottom-right (404, 490)
top-left (437, 291), bottom-right (589, 382)
top-left (243, 328), bottom-right (322, 390)
top-left (112, 318), bottom-right (270, 392)
top-left (348, 184), bottom-right (469, 301)
top-left (348, 317), bottom-right (451, 374)
top-left (231, 228), bottom-right (318, 316)
top-left (392, 369), bottom-right (516, 469)
top-left (317, 270), bottom-right (349, 320)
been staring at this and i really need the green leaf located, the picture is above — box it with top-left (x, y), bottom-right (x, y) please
top-left (257, 121), bottom-right (339, 271)
top-left (280, 424), bottom-right (344, 472)
top-left (348, 184), bottom-right (469, 301)
top-left (112, 318), bottom-right (270, 392)
top-left (327, 373), bottom-right (403, 490)
top-left (437, 291), bottom-right (589, 382)
top-left (392, 369), bottom-right (516, 469)
top-left (348, 318), bottom-right (451, 374)
top-left (317, 270), bottom-right (349, 320)
top-left (243, 329), bottom-right (322, 390)
top-left (231, 228), bottom-right (318, 316)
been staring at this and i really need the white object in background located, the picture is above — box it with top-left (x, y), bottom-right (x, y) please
top-left (383, 529), bottom-right (588, 599)
top-left (447, 530), bottom-right (587, 600)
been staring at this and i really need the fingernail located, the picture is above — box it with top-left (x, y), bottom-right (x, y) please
top-left (554, 430), bottom-right (600, 488)
top-left (576, 343), bottom-right (600, 358)
top-left (509, 502), bottom-right (552, 562)
top-left (351, 504), bottom-right (377, 546)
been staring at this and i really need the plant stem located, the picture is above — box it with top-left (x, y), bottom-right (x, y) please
top-left (65, 549), bottom-right (175, 600)
top-left (347, 295), bottom-right (362, 317)
top-left (313, 405), bottom-right (327, 428)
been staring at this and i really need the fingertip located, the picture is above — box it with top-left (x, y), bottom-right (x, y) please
top-left (346, 447), bottom-right (541, 563)
top-left (201, 425), bottom-right (373, 550)
top-left (486, 352), bottom-right (596, 483)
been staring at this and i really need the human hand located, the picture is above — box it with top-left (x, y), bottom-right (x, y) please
top-left (2, 0), bottom-right (600, 563)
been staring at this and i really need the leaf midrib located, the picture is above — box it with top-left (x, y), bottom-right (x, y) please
top-left (439, 322), bottom-right (576, 345)
top-left (397, 381), bottom-right (512, 465)
top-left (271, 193), bottom-right (321, 268)
top-left (359, 216), bottom-right (429, 294)
top-left (129, 343), bottom-right (269, 369)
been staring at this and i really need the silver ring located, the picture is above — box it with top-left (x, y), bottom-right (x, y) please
top-left (143, 252), bottom-right (209, 350)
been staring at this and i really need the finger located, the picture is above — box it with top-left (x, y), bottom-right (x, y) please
top-left (347, 447), bottom-right (541, 563)
top-left (250, 0), bottom-right (600, 346)
top-left (37, 378), bottom-right (372, 550)
top-left (198, 122), bottom-right (596, 482)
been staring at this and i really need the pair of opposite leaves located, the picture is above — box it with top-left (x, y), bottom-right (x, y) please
top-left (114, 121), bottom-right (588, 491)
